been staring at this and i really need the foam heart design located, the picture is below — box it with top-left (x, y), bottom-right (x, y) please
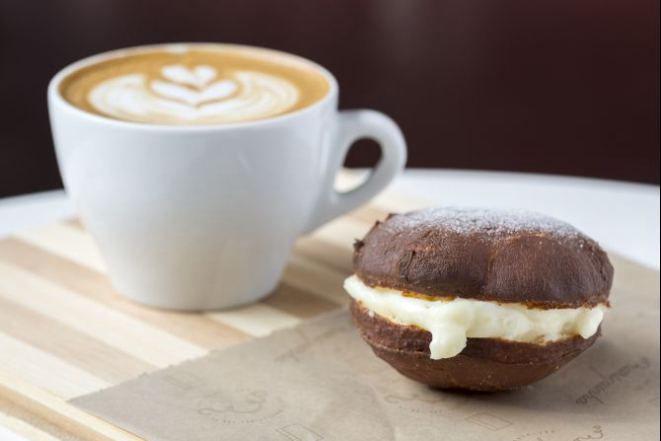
top-left (161, 64), bottom-right (217, 88)
top-left (151, 79), bottom-right (238, 106)
top-left (152, 64), bottom-right (239, 106)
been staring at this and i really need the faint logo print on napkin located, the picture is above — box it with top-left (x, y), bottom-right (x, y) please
top-left (511, 425), bottom-right (604, 441)
top-left (381, 379), bottom-right (467, 415)
top-left (511, 429), bottom-right (555, 440)
top-left (465, 412), bottom-right (513, 431)
top-left (276, 423), bottom-right (324, 441)
top-left (196, 388), bottom-right (284, 424)
top-left (575, 356), bottom-right (651, 405)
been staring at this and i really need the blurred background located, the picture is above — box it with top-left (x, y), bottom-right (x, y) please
top-left (0, 0), bottom-right (658, 198)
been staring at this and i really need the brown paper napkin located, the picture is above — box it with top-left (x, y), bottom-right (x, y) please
top-left (71, 256), bottom-right (660, 440)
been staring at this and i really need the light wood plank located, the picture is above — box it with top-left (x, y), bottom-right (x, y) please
top-left (0, 371), bottom-right (142, 441)
top-left (0, 297), bottom-right (156, 384)
top-left (0, 238), bottom-right (251, 351)
top-left (282, 254), bottom-right (350, 305)
top-left (310, 216), bottom-right (372, 250)
top-left (262, 283), bottom-right (339, 319)
top-left (0, 411), bottom-right (61, 441)
top-left (293, 236), bottom-right (353, 273)
top-left (0, 297), bottom-right (155, 384)
top-left (0, 334), bottom-right (108, 400)
top-left (0, 261), bottom-right (207, 368)
top-left (15, 223), bottom-right (107, 273)
top-left (347, 203), bottom-right (391, 225)
top-left (207, 303), bottom-right (302, 337)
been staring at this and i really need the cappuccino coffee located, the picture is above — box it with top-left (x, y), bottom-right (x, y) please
top-left (60, 44), bottom-right (330, 125)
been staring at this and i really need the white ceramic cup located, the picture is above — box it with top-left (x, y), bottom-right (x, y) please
top-left (48, 43), bottom-right (406, 310)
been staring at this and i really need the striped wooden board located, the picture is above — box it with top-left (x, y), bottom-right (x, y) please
top-left (0, 185), bottom-right (428, 441)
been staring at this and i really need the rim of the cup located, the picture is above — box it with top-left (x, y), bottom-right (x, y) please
top-left (48, 42), bottom-right (339, 131)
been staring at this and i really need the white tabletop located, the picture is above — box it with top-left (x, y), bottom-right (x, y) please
top-left (1, 169), bottom-right (658, 269)
top-left (0, 169), bottom-right (659, 440)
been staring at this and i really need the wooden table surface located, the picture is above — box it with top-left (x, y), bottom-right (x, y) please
top-left (0, 174), bottom-right (659, 440)
top-left (0, 183), bottom-right (427, 440)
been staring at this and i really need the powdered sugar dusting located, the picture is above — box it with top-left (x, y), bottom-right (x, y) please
top-left (386, 207), bottom-right (584, 242)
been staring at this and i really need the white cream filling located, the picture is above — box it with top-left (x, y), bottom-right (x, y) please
top-left (344, 275), bottom-right (607, 360)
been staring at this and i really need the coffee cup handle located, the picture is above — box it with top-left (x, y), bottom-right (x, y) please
top-left (302, 109), bottom-right (407, 234)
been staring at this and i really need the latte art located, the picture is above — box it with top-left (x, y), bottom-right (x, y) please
top-left (60, 45), bottom-right (330, 125)
top-left (89, 65), bottom-right (301, 124)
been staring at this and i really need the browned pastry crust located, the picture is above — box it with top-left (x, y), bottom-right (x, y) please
top-left (354, 208), bottom-right (613, 308)
top-left (351, 301), bottom-right (600, 392)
